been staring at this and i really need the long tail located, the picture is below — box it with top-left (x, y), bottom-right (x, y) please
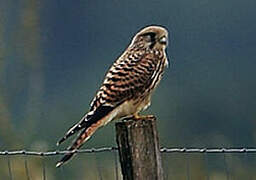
top-left (56, 105), bottom-right (115, 168)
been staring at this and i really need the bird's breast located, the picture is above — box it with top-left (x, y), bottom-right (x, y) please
top-left (115, 94), bottom-right (152, 119)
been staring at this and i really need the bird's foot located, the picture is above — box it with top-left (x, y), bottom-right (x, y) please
top-left (133, 114), bottom-right (156, 120)
top-left (122, 115), bottom-right (156, 122)
top-left (122, 116), bottom-right (134, 122)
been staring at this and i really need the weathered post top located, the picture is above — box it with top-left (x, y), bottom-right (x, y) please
top-left (115, 117), bottom-right (163, 180)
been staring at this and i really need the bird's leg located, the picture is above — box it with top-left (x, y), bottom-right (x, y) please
top-left (133, 114), bottom-right (156, 120)
top-left (122, 115), bottom-right (134, 122)
top-left (121, 114), bottom-right (156, 122)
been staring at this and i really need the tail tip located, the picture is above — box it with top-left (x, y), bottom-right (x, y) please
top-left (56, 161), bottom-right (63, 168)
top-left (56, 137), bottom-right (66, 146)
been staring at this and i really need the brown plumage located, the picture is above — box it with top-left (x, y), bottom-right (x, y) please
top-left (56, 25), bottom-right (169, 167)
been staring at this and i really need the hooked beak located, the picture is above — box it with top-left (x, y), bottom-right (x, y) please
top-left (159, 36), bottom-right (168, 46)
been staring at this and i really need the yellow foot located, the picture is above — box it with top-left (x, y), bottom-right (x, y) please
top-left (122, 116), bottom-right (134, 122)
top-left (133, 114), bottom-right (156, 120)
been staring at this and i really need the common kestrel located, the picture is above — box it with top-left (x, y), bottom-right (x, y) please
top-left (56, 25), bottom-right (169, 167)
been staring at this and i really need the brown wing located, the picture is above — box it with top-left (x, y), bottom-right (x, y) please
top-left (57, 49), bottom-right (162, 147)
top-left (89, 49), bottom-right (164, 112)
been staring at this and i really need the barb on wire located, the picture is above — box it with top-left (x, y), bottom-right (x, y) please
top-left (0, 147), bottom-right (256, 157)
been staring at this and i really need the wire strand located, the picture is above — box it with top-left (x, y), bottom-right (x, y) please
top-left (7, 155), bottom-right (13, 180)
top-left (24, 155), bottom-right (31, 180)
top-left (223, 153), bottom-right (230, 180)
top-left (114, 150), bottom-right (119, 180)
top-left (0, 147), bottom-right (256, 157)
top-left (42, 157), bottom-right (46, 180)
top-left (186, 153), bottom-right (190, 180)
top-left (204, 152), bottom-right (210, 180)
top-left (94, 152), bottom-right (103, 180)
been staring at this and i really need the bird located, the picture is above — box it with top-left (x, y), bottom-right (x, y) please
top-left (56, 25), bottom-right (169, 168)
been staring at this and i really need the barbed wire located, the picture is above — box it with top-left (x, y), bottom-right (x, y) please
top-left (0, 147), bottom-right (117, 156)
top-left (1, 147), bottom-right (256, 156)
top-left (160, 147), bottom-right (256, 153)
top-left (2, 147), bottom-right (256, 180)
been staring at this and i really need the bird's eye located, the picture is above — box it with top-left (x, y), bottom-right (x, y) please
top-left (141, 32), bottom-right (156, 42)
top-left (159, 36), bottom-right (167, 45)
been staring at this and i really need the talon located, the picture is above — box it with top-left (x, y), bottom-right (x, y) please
top-left (122, 116), bottom-right (133, 122)
top-left (146, 115), bottom-right (156, 120)
top-left (132, 114), bottom-right (156, 120)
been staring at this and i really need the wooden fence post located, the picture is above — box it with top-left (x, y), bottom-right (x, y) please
top-left (115, 117), bottom-right (163, 180)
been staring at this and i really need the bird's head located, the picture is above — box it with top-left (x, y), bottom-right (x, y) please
top-left (131, 25), bottom-right (168, 50)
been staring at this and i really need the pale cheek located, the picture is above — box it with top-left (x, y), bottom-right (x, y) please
top-left (165, 58), bottom-right (169, 67)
